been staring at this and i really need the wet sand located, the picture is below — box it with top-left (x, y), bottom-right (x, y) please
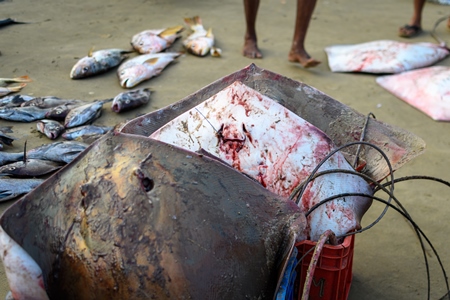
top-left (1, 0), bottom-right (450, 298)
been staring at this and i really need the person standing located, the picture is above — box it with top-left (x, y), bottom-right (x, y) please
top-left (242, 0), bottom-right (321, 68)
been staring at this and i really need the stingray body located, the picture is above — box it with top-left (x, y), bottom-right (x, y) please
top-left (0, 132), bottom-right (306, 299)
top-left (325, 40), bottom-right (449, 73)
top-left (376, 66), bottom-right (450, 121)
top-left (150, 80), bottom-right (374, 241)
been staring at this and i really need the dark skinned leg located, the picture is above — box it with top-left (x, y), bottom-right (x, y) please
top-left (288, 0), bottom-right (320, 68)
top-left (398, 0), bottom-right (425, 37)
top-left (243, 0), bottom-right (263, 58)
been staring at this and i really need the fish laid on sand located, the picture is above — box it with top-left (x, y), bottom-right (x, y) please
top-left (117, 52), bottom-right (181, 88)
top-left (0, 75), bottom-right (32, 87)
top-left (376, 65), bottom-right (450, 121)
top-left (36, 119), bottom-right (65, 140)
top-left (62, 125), bottom-right (113, 140)
top-left (64, 99), bottom-right (112, 128)
top-left (0, 106), bottom-right (51, 122)
top-left (0, 152), bottom-right (23, 166)
top-left (0, 94), bottom-right (35, 108)
top-left (0, 178), bottom-right (44, 202)
top-left (27, 141), bottom-right (88, 164)
top-left (0, 83), bottom-right (27, 97)
top-left (44, 102), bottom-right (84, 121)
top-left (0, 159), bottom-right (63, 178)
top-left (183, 16), bottom-right (217, 57)
top-left (325, 40), bottom-right (450, 73)
top-left (21, 97), bottom-right (83, 109)
top-left (111, 88), bottom-right (152, 112)
top-left (131, 25), bottom-right (184, 54)
top-left (70, 48), bottom-right (132, 79)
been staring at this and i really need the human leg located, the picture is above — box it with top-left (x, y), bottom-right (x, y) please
top-left (243, 0), bottom-right (263, 58)
top-left (398, 0), bottom-right (426, 38)
top-left (288, 0), bottom-right (320, 68)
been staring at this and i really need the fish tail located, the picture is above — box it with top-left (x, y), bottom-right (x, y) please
top-left (8, 83), bottom-right (27, 92)
top-left (13, 75), bottom-right (32, 83)
top-left (184, 16), bottom-right (202, 28)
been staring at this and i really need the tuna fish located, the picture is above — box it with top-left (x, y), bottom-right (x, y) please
top-left (0, 106), bottom-right (51, 122)
top-left (36, 119), bottom-right (65, 140)
top-left (111, 88), bottom-right (151, 112)
top-left (27, 141), bottom-right (88, 164)
top-left (0, 178), bottom-right (44, 202)
top-left (62, 125), bottom-right (113, 140)
top-left (64, 99), bottom-right (112, 128)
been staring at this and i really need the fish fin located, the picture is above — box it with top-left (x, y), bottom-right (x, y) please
top-left (144, 57), bottom-right (159, 65)
top-left (206, 28), bottom-right (214, 38)
top-left (88, 46), bottom-right (95, 57)
top-left (158, 25), bottom-right (185, 38)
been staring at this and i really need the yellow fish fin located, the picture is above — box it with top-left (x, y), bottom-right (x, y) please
top-left (184, 16), bottom-right (202, 27)
top-left (206, 28), bottom-right (214, 38)
top-left (159, 25), bottom-right (184, 38)
top-left (88, 46), bottom-right (95, 57)
top-left (145, 57), bottom-right (159, 65)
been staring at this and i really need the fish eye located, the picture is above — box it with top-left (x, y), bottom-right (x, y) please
top-left (125, 99), bottom-right (130, 104)
top-left (82, 67), bottom-right (89, 73)
top-left (8, 167), bottom-right (16, 171)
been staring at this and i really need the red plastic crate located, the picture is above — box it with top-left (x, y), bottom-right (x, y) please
top-left (294, 234), bottom-right (355, 300)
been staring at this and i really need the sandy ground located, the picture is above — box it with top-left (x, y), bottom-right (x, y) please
top-left (1, 0), bottom-right (450, 299)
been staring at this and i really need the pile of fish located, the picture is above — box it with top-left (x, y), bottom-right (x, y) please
top-left (70, 16), bottom-right (219, 88)
top-left (0, 88), bottom-right (152, 140)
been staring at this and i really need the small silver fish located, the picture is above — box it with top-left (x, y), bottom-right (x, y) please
top-left (0, 75), bottom-right (32, 87)
top-left (183, 16), bottom-right (215, 57)
top-left (0, 83), bottom-right (27, 97)
top-left (64, 99), bottom-right (112, 128)
top-left (27, 141), bottom-right (88, 164)
top-left (45, 102), bottom-right (84, 121)
top-left (117, 52), bottom-right (181, 88)
top-left (131, 25), bottom-right (184, 54)
top-left (111, 88), bottom-right (152, 112)
top-left (21, 97), bottom-right (83, 109)
top-left (36, 119), bottom-right (65, 140)
top-left (0, 106), bottom-right (51, 122)
top-left (0, 178), bottom-right (44, 202)
top-left (0, 94), bottom-right (35, 108)
top-left (0, 159), bottom-right (63, 178)
top-left (62, 125), bottom-right (113, 140)
top-left (70, 48), bottom-right (132, 79)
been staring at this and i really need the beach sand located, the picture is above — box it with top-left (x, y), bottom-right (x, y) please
top-left (1, 0), bottom-right (450, 298)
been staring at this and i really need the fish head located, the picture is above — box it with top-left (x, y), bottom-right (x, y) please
top-left (70, 57), bottom-right (97, 79)
top-left (184, 37), bottom-right (212, 56)
top-left (118, 65), bottom-right (149, 88)
top-left (45, 105), bottom-right (70, 121)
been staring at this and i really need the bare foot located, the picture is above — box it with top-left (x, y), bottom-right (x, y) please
top-left (288, 51), bottom-right (321, 68)
top-left (243, 38), bottom-right (262, 59)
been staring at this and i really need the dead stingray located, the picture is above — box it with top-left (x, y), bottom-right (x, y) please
top-left (325, 40), bottom-right (449, 74)
top-left (0, 132), bottom-right (306, 299)
top-left (376, 66), bottom-right (450, 121)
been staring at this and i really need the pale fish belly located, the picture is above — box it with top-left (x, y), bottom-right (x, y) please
top-left (376, 66), bottom-right (450, 121)
top-left (325, 40), bottom-right (450, 73)
top-left (150, 80), bottom-right (373, 240)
